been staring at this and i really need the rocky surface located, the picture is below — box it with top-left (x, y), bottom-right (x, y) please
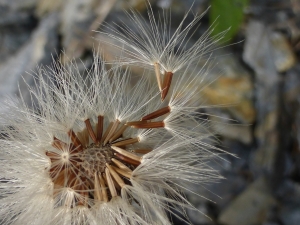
top-left (0, 0), bottom-right (299, 224)
top-left (0, 12), bottom-right (58, 113)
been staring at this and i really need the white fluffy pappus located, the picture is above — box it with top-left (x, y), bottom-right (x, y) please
top-left (100, 3), bottom-right (229, 100)
top-left (0, 54), bottom-right (225, 225)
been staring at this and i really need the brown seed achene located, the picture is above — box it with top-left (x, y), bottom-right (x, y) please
top-left (126, 121), bottom-right (149, 126)
top-left (141, 106), bottom-right (171, 121)
top-left (132, 121), bottom-right (165, 129)
top-left (67, 130), bottom-right (83, 152)
top-left (114, 152), bottom-right (141, 166)
top-left (110, 124), bottom-right (128, 142)
top-left (46, 117), bottom-right (147, 205)
top-left (161, 71), bottom-right (173, 101)
top-left (52, 137), bottom-right (69, 151)
top-left (104, 120), bottom-right (120, 145)
top-left (84, 119), bottom-right (97, 143)
top-left (112, 138), bottom-right (139, 147)
top-left (97, 115), bottom-right (104, 143)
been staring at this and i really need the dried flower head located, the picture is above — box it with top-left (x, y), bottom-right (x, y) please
top-left (0, 2), bottom-right (232, 224)
top-left (0, 52), bottom-right (223, 225)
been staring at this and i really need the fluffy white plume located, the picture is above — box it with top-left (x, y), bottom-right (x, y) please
top-left (0, 3), bottom-right (229, 225)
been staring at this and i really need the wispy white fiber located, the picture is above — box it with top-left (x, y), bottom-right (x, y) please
top-left (0, 3), bottom-right (230, 225)
top-left (100, 3), bottom-right (228, 73)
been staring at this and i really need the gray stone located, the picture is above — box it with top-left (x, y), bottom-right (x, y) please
top-left (186, 202), bottom-right (213, 225)
top-left (60, 0), bottom-right (116, 59)
top-left (280, 205), bottom-right (300, 225)
top-left (210, 115), bottom-right (253, 144)
top-left (243, 20), bottom-right (282, 176)
top-left (60, 0), bottom-right (96, 46)
top-left (202, 53), bottom-right (255, 124)
top-left (0, 4), bottom-right (37, 61)
top-left (0, 0), bottom-right (37, 10)
top-left (278, 181), bottom-right (300, 224)
top-left (243, 20), bottom-right (279, 86)
top-left (36, 0), bottom-right (64, 17)
top-left (218, 177), bottom-right (277, 225)
top-left (0, 13), bottom-right (59, 113)
top-left (271, 31), bottom-right (296, 72)
top-left (243, 21), bottom-right (296, 73)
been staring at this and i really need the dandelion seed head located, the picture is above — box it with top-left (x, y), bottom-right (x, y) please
top-left (0, 3), bottom-right (230, 224)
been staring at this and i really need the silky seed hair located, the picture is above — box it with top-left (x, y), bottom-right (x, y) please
top-left (100, 3), bottom-right (229, 100)
top-left (0, 52), bottom-right (226, 225)
top-left (29, 58), bottom-right (161, 205)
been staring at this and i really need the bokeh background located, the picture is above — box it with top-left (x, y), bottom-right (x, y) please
top-left (1, 0), bottom-right (300, 224)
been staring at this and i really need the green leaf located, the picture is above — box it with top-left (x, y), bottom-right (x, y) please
top-left (209, 0), bottom-right (248, 43)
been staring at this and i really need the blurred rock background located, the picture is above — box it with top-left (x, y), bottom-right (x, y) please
top-left (0, 0), bottom-right (299, 224)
